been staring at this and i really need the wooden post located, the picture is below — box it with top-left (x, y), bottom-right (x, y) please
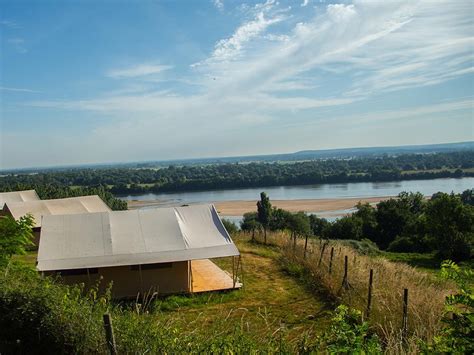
top-left (304, 235), bottom-right (308, 258)
top-left (328, 247), bottom-right (334, 274)
top-left (318, 242), bottom-right (327, 267)
top-left (103, 313), bottom-right (117, 355)
top-left (402, 288), bottom-right (408, 341)
top-left (342, 255), bottom-right (349, 289)
top-left (365, 269), bottom-right (374, 319)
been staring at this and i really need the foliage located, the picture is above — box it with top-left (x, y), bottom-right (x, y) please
top-left (0, 215), bottom-right (35, 267)
top-left (240, 212), bottom-right (260, 239)
top-left (0, 264), bottom-right (107, 353)
top-left (425, 193), bottom-right (473, 261)
top-left (316, 305), bottom-right (382, 354)
top-left (460, 188), bottom-right (474, 205)
top-left (257, 192), bottom-right (272, 242)
top-left (221, 218), bottom-right (239, 234)
top-left (422, 261), bottom-right (474, 353)
top-left (309, 214), bottom-right (329, 237)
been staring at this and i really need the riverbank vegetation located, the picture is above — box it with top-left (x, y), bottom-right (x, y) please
top-left (239, 189), bottom-right (473, 262)
top-left (1, 151), bottom-right (472, 195)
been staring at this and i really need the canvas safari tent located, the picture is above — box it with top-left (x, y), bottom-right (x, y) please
top-left (0, 189), bottom-right (40, 208)
top-left (1, 195), bottom-right (111, 246)
top-left (37, 204), bottom-right (242, 298)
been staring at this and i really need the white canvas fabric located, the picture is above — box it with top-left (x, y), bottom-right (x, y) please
top-left (37, 204), bottom-right (239, 271)
top-left (0, 190), bottom-right (40, 208)
top-left (4, 195), bottom-right (111, 227)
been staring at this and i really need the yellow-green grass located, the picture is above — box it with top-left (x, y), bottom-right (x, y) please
top-left (153, 236), bottom-right (332, 346)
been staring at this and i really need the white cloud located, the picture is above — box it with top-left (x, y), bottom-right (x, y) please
top-left (0, 86), bottom-right (39, 93)
top-left (107, 64), bottom-right (173, 78)
top-left (301, 0), bottom-right (309, 7)
top-left (212, 0), bottom-right (224, 11)
top-left (0, 20), bottom-right (20, 29)
top-left (7, 38), bottom-right (27, 53)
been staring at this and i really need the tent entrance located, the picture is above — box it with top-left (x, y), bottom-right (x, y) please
top-left (190, 257), bottom-right (243, 293)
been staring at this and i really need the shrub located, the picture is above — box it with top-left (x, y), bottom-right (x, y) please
top-left (221, 218), bottom-right (239, 234)
top-left (422, 261), bottom-right (474, 353)
top-left (315, 305), bottom-right (382, 354)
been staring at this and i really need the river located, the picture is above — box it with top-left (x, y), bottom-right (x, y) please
top-left (119, 177), bottom-right (473, 205)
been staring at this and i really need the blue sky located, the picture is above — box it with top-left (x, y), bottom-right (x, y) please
top-left (1, 0), bottom-right (473, 169)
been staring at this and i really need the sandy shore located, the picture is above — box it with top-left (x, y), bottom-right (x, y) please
top-left (127, 196), bottom-right (394, 216)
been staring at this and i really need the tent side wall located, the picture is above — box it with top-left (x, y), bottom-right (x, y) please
top-left (44, 261), bottom-right (190, 298)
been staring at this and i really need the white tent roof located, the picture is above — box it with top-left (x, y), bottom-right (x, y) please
top-left (4, 195), bottom-right (111, 228)
top-left (0, 190), bottom-right (40, 208)
top-left (37, 204), bottom-right (239, 271)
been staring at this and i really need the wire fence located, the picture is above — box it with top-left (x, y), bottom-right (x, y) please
top-left (252, 232), bottom-right (454, 352)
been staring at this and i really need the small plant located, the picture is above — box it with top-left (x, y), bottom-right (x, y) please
top-left (316, 305), bottom-right (382, 354)
top-left (422, 261), bottom-right (474, 353)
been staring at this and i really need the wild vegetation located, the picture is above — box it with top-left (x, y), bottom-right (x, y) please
top-left (240, 189), bottom-right (474, 261)
top-left (0, 151), bottom-right (472, 195)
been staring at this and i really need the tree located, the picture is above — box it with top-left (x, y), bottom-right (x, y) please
top-left (425, 193), bottom-right (473, 261)
top-left (460, 189), bottom-right (474, 206)
top-left (374, 199), bottom-right (411, 249)
top-left (257, 192), bottom-right (272, 244)
top-left (270, 207), bottom-right (292, 231)
top-left (287, 212), bottom-right (311, 250)
top-left (0, 214), bottom-right (35, 267)
top-left (221, 219), bottom-right (239, 235)
top-left (309, 214), bottom-right (329, 237)
top-left (240, 212), bottom-right (260, 241)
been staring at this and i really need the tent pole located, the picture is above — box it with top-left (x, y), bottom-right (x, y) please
top-left (239, 255), bottom-right (244, 290)
top-left (232, 256), bottom-right (236, 288)
top-left (190, 260), bottom-right (194, 294)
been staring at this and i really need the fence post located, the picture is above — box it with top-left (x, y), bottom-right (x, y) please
top-left (402, 289), bottom-right (408, 341)
top-left (318, 242), bottom-right (327, 267)
top-left (341, 255), bottom-right (349, 289)
top-left (365, 269), bottom-right (374, 319)
top-left (328, 247), bottom-right (334, 274)
top-left (103, 313), bottom-right (117, 355)
top-left (304, 235), bottom-right (308, 258)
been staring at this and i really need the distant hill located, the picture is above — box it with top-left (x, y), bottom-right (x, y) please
top-left (134, 141), bottom-right (474, 167)
top-left (2, 141), bottom-right (473, 173)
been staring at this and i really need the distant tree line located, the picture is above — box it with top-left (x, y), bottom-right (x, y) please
top-left (239, 189), bottom-right (474, 261)
top-left (0, 184), bottom-right (127, 211)
top-left (0, 151), bottom-right (472, 195)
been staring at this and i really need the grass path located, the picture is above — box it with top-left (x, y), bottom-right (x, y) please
top-left (153, 237), bottom-right (331, 346)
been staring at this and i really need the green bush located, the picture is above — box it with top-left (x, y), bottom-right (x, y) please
top-left (221, 218), bottom-right (239, 234)
top-left (315, 305), bottom-right (382, 354)
top-left (422, 261), bottom-right (474, 353)
top-left (0, 264), bottom-right (106, 354)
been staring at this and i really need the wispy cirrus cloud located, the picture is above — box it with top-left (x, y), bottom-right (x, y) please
top-left (0, 19), bottom-right (20, 29)
top-left (0, 86), bottom-right (40, 93)
top-left (107, 63), bottom-right (173, 79)
top-left (7, 38), bottom-right (27, 53)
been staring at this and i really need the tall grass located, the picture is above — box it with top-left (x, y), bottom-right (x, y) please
top-left (248, 231), bottom-right (455, 353)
